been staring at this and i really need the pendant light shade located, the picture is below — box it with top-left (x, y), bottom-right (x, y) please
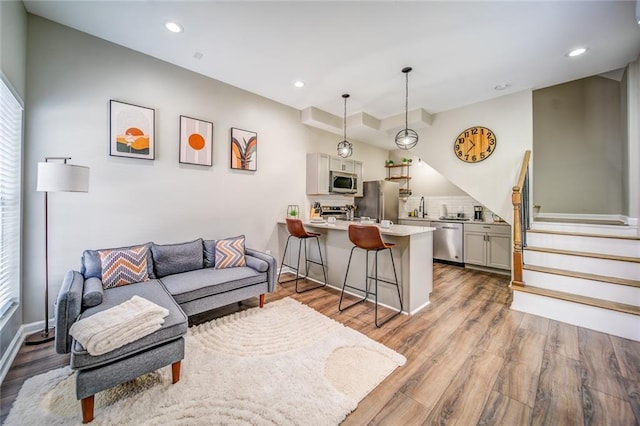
top-left (395, 67), bottom-right (418, 150)
top-left (337, 94), bottom-right (353, 158)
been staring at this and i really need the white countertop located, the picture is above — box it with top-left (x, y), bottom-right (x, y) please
top-left (278, 219), bottom-right (435, 236)
top-left (400, 217), bottom-right (510, 226)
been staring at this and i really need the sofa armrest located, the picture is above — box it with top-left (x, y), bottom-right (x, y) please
top-left (55, 270), bottom-right (85, 354)
top-left (245, 248), bottom-right (277, 293)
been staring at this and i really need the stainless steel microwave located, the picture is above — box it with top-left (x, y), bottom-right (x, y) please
top-left (330, 171), bottom-right (357, 194)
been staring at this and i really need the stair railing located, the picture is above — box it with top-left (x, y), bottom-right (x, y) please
top-left (512, 150), bottom-right (531, 287)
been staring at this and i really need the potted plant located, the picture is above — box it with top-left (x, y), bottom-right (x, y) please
top-left (385, 159), bottom-right (394, 166)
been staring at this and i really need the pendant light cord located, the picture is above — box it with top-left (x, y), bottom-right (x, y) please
top-left (344, 95), bottom-right (347, 140)
top-left (404, 71), bottom-right (409, 131)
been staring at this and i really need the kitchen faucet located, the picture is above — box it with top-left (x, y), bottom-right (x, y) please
top-left (419, 196), bottom-right (426, 217)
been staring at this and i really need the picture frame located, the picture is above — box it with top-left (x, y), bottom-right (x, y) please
top-left (179, 115), bottom-right (214, 166)
top-left (109, 100), bottom-right (155, 160)
top-left (230, 127), bottom-right (257, 171)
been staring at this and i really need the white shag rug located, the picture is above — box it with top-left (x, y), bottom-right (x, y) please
top-left (5, 297), bottom-right (405, 425)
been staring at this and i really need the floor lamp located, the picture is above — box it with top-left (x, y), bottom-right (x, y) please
top-left (25, 157), bottom-right (89, 345)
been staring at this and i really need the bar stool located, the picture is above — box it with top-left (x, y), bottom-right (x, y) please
top-left (339, 224), bottom-right (403, 327)
top-left (277, 218), bottom-right (328, 293)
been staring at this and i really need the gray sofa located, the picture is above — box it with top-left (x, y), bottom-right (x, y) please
top-left (55, 237), bottom-right (276, 423)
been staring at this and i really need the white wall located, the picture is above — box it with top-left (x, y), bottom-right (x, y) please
top-left (624, 58), bottom-right (640, 228)
top-left (404, 91), bottom-right (534, 224)
top-left (22, 16), bottom-right (388, 324)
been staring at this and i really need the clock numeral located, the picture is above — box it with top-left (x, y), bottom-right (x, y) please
top-left (457, 151), bottom-right (463, 157)
top-left (471, 128), bottom-right (478, 135)
top-left (487, 132), bottom-right (493, 138)
top-left (465, 131), bottom-right (469, 138)
top-left (472, 155), bottom-right (477, 161)
top-left (487, 146), bottom-right (492, 152)
top-left (464, 154), bottom-right (469, 160)
top-left (480, 152), bottom-right (486, 159)
top-left (480, 128), bottom-right (484, 134)
top-left (458, 138), bottom-right (464, 144)
top-left (488, 138), bottom-right (495, 145)
top-left (455, 144), bottom-right (460, 151)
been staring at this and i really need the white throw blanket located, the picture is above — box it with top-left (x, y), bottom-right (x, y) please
top-left (69, 295), bottom-right (170, 356)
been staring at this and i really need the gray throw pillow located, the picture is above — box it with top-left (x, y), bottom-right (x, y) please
top-left (203, 240), bottom-right (216, 268)
top-left (151, 239), bottom-right (204, 278)
top-left (82, 277), bottom-right (104, 308)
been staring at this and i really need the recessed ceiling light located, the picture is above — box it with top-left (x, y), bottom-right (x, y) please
top-left (567, 47), bottom-right (587, 57)
top-left (494, 83), bottom-right (510, 91)
top-left (165, 21), bottom-right (183, 33)
top-left (294, 81), bottom-right (305, 88)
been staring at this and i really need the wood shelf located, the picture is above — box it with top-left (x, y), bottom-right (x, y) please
top-left (385, 162), bottom-right (412, 196)
top-left (385, 163), bottom-right (412, 168)
top-left (386, 176), bottom-right (412, 180)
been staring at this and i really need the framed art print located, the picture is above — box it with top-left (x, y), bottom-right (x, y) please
top-left (109, 100), bottom-right (155, 160)
top-left (179, 115), bottom-right (213, 166)
top-left (230, 127), bottom-right (257, 171)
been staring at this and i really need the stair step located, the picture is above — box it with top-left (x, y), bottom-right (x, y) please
top-left (525, 246), bottom-right (640, 263)
top-left (528, 229), bottom-right (640, 241)
top-left (513, 284), bottom-right (640, 316)
top-left (522, 265), bottom-right (640, 289)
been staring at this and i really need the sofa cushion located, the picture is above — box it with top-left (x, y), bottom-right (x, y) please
top-left (71, 279), bottom-right (187, 370)
top-left (214, 235), bottom-right (246, 269)
top-left (203, 240), bottom-right (215, 268)
top-left (82, 242), bottom-right (155, 280)
top-left (99, 245), bottom-right (150, 289)
top-left (151, 239), bottom-right (204, 278)
top-left (82, 277), bottom-right (104, 308)
top-left (161, 267), bottom-right (266, 305)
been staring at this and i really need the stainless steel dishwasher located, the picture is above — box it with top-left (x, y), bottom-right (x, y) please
top-left (432, 221), bottom-right (464, 264)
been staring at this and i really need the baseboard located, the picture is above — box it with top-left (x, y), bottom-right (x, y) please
top-left (0, 317), bottom-right (55, 386)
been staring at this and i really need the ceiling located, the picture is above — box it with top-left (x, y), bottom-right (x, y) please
top-left (23, 1), bottom-right (640, 149)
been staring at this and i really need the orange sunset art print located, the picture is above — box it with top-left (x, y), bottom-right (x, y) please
top-left (110, 100), bottom-right (155, 160)
top-left (180, 116), bottom-right (213, 166)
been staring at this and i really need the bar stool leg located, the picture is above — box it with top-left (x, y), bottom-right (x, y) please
top-left (374, 247), bottom-right (403, 327)
top-left (339, 246), bottom-right (368, 311)
top-left (294, 236), bottom-right (326, 293)
top-left (277, 235), bottom-right (293, 284)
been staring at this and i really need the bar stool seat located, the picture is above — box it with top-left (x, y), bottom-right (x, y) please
top-left (339, 224), bottom-right (403, 327)
top-left (277, 218), bottom-right (327, 293)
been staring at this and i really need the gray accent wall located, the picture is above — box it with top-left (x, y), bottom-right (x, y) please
top-left (533, 76), bottom-right (624, 215)
top-left (0, 0), bottom-right (26, 370)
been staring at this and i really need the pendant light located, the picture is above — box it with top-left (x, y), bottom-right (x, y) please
top-left (337, 94), bottom-right (353, 158)
top-left (395, 67), bottom-right (418, 150)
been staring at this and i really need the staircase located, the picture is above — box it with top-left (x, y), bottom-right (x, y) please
top-left (511, 221), bottom-right (640, 341)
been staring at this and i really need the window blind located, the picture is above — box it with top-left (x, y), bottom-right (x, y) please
top-left (0, 77), bottom-right (23, 320)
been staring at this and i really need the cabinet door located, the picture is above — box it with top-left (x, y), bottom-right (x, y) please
top-left (329, 156), bottom-right (342, 172)
top-left (464, 232), bottom-right (486, 265)
top-left (354, 161), bottom-right (363, 197)
top-left (342, 159), bottom-right (355, 173)
top-left (306, 153), bottom-right (330, 195)
top-left (487, 234), bottom-right (511, 270)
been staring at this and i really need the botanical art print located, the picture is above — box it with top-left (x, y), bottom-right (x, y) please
top-left (180, 116), bottom-right (213, 166)
top-left (231, 128), bottom-right (257, 171)
top-left (109, 100), bottom-right (155, 160)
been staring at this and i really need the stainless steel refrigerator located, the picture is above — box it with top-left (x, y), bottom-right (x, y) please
top-left (355, 180), bottom-right (399, 223)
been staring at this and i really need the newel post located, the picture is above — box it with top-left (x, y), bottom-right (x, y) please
top-left (512, 186), bottom-right (524, 286)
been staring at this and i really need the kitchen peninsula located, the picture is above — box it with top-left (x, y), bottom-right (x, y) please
top-left (277, 220), bottom-right (435, 314)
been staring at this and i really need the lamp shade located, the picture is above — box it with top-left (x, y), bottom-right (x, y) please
top-left (37, 162), bottom-right (90, 193)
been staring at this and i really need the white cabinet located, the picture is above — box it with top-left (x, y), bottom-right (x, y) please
top-left (330, 157), bottom-right (355, 173)
top-left (464, 223), bottom-right (511, 270)
top-left (306, 153), bottom-right (330, 195)
top-left (354, 160), bottom-right (363, 197)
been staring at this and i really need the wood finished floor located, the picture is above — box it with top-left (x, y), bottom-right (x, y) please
top-left (2, 263), bottom-right (639, 425)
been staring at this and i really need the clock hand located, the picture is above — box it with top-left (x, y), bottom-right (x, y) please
top-left (466, 141), bottom-right (476, 154)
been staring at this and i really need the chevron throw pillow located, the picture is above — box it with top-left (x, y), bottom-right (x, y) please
top-left (214, 235), bottom-right (247, 269)
top-left (99, 245), bottom-right (150, 289)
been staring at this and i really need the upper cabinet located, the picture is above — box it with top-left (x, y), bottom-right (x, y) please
top-left (307, 153), bottom-right (363, 196)
top-left (330, 157), bottom-right (355, 173)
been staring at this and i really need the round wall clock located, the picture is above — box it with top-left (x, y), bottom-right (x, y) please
top-left (454, 126), bottom-right (496, 163)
